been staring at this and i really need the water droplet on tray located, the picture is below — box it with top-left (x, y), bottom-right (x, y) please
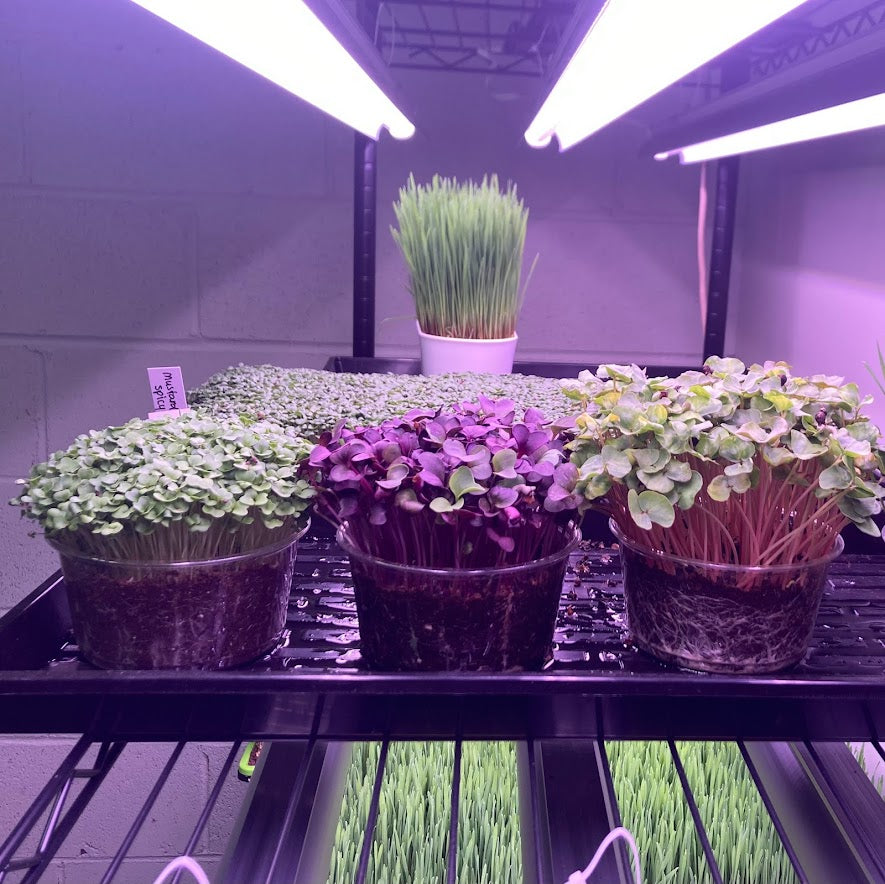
top-left (335, 648), bottom-right (362, 665)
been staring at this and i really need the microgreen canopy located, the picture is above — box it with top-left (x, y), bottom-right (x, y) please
top-left (11, 413), bottom-right (314, 562)
top-left (189, 364), bottom-right (575, 442)
top-left (304, 398), bottom-right (580, 568)
top-left (565, 357), bottom-right (885, 566)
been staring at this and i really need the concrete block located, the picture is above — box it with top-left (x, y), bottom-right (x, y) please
top-left (516, 218), bottom-right (701, 364)
top-left (39, 862), bottom-right (66, 884)
top-left (58, 856), bottom-right (221, 884)
top-left (19, 1), bottom-right (328, 196)
top-left (0, 41), bottom-right (24, 184)
top-left (377, 216), bottom-right (701, 365)
top-left (200, 742), bottom-right (250, 855)
top-left (197, 197), bottom-right (351, 344)
top-left (1, 479), bottom-right (59, 609)
top-left (42, 344), bottom-right (334, 453)
top-left (0, 736), bottom-right (77, 863)
top-left (611, 120), bottom-right (702, 220)
top-left (56, 742), bottom-right (208, 860)
top-left (0, 344), bottom-right (45, 475)
top-left (378, 69), bottom-right (618, 221)
top-left (0, 193), bottom-right (196, 338)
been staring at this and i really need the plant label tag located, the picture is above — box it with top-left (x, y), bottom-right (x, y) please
top-left (147, 366), bottom-right (191, 419)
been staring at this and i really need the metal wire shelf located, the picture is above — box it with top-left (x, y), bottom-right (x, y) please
top-left (2, 538), bottom-right (885, 742)
top-left (367, 0), bottom-right (577, 77)
top-left (751, 0), bottom-right (885, 79)
top-left (2, 731), bottom-right (884, 883)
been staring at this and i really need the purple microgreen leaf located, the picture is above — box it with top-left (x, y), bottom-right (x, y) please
top-left (522, 430), bottom-right (550, 456)
top-left (486, 525), bottom-right (516, 553)
top-left (461, 424), bottom-right (489, 440)
top-left (442, 438), bottom-right (468, 461)
top-left (337, 495), bottom-right (360, 518)
top-left (546, 483), bottom-right (571, 501)
top-left (374, 442), bottom-right (402, 464)
top-left (472, 463), bottom-right (493, 482)
top-left (403, 407), bottom-right (438, 422)
top-left (429, 495), bottom-right (464, 514)
top-left (329, 464), bottom-right (361, 483)
top-left (376, 462), bottom-right (410, 490)
top-left (523, 407), bottom-right (547, 426)
top-left (525, 460), bottom-right (555, 480)
top-left (462, 445), bottom-right (491, 467)
top-left (308, 445), bottom-right (331, 466)
top-left (416, 451), bottom-right (446, 487)
top-left (553, 462), bottom-right (578, 489)
top-left (488, 485), bottom-right (519, 508)
top-left (424, 421), bottom-right (448, 444)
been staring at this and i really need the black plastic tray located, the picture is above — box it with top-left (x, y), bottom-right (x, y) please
top-left (323, 356), bottom-right (700, 378)
top-left (1, 535), bottom-right (884, 742)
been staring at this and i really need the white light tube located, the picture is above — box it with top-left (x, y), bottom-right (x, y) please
top-left (654, 91), bottom-right (885, 163)
top-left (525, 0), bottom-right (810, 151)
top-left (127, 0), bottom-right (415, 140)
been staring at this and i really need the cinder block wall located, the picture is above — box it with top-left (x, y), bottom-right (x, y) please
top-left (0, 0), bottom-right (703, 877)
top-left (728, 128), bottom-right (885, 428)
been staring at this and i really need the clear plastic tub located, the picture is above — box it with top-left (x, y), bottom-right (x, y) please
top-left (611, 520), bottom-right (844, 674)
top-left (337, 522), bottom-right (580, 671)
top-left (50, 527), bottom-right (305, 670)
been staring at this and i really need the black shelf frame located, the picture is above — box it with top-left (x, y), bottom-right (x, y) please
top-left (2, 535), bottom-right (885, 881)
top-left (2, 733), bottom-right (884, 883)
top-left (2, 538), bottom-right (885, 742)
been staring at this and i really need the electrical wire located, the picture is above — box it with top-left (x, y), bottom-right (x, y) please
top-left (150, 856), bottom-right (211, 884)
top-left (564, 826), bottom-right (643, 884)
top-left (698, 160), bottom-right (710, 335)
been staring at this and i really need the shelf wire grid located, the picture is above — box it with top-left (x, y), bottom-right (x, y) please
top-left (0, 739), bottom-right (241, 884)
top-left (1, 728), bottom-right (883, 882)
top-left (368, 0), bottom-right (577, 76)
top-left (750, 0), bottom-right (885, 78)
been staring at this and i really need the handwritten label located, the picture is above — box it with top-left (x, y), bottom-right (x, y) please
top-left (147, 366), bottom-right (189, 415)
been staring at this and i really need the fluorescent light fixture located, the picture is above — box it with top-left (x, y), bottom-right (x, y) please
top-left (525, 0), bottom-right (810, 151)
top-left (654, 91), bottom-right (885, 163)
top-left (126, 0), bottom-right (415, 140)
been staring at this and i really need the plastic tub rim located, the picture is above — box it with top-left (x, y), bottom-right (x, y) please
top-left (609, 517), bottom-right (844, 574)
top-left (45, 519), bottom-right (310, 569)
top-left (337, 519), bottom-right (580, 577)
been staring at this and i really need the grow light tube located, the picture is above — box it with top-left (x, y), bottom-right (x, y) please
top-left (126, 0), bottom-right (415, 140)
top-left (654, 91), bottom-right (885, 163)
top-left (524, 0), bottom-right (810, 151)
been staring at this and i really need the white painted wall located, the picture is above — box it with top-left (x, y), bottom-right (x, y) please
top-left (0, 0), bottom-right (704, 875)
top-left (728, 127), bottom-right (885, 429)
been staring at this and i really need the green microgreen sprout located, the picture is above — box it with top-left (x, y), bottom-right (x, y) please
top-left (565, 357), bottom-right (885, 568)
top-left (10, 413), bottom-right (314, 562)
top-left (189, 364), bottom-right (576, 443)
top-left (392, 174), bottom-right (537, 340)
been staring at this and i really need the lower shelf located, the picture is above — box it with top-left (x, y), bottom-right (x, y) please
top-left (2, 735), bottom-right (884, 884)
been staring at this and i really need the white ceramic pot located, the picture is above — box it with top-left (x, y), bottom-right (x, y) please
top-left (417, 324), bottom-right (518, 375)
